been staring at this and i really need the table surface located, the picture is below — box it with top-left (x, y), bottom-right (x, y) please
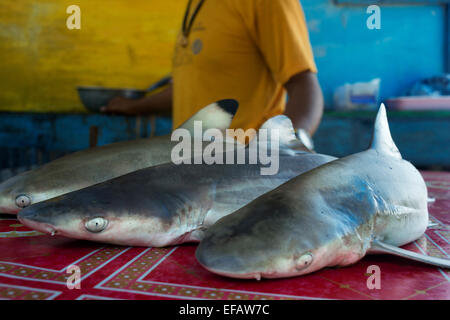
top-left (0, 171), bottom-right (449, 300)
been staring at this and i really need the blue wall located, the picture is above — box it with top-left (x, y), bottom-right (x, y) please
top-left (0, 113), bottom-right (173, 170)
top-left (302, 1), bottom-right (444, 107)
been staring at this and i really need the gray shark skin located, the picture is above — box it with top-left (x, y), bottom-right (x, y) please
top-left (0, 100), bottom-right (238, 214)
top-left (17, 151), bottom-right (336, 247)
top-left (17, 114), bottom-right (337, 247)
top-left (196, 105), bottom-right (450, 280)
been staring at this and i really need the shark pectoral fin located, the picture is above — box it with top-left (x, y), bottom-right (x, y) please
top-left (427, 220), bottom-right (439, 229)
top-left (177, 99), bottom-right (239, 132)
top-left (372, 240), bottom-right (450, 269)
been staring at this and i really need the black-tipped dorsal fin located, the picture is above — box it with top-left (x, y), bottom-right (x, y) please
top-left (370, 104), bottom-right (402, 159)
top-left (177, 99), bottom-right (239, 133)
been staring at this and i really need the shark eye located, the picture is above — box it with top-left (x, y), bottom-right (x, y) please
top-left (296, 253), bottom-right (313, 269)
top-left (15, 195), bottom-right (31, 208)
top-left (85, 217), bottom-right (108, 233)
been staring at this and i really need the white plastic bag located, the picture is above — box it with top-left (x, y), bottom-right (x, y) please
top-left (333, 78), bottom-right (380, 111)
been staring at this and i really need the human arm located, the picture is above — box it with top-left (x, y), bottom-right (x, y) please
top-left (246, 0), bottom-right (321, 136)
top-left (284, 70), bottom-right (324, 136)
top-left (100, 83), bottom-right (173, 115)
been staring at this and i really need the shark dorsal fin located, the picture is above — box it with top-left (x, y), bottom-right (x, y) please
top-left (177, 99), bottom-right (239, 133)
top-left (255, 115), bottom-right (298, 148)
top-left (370, 104), bottom-right (402, 159)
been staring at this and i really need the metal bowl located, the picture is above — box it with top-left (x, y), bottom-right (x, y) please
top-left (77, 86), bottom-right (147, 112)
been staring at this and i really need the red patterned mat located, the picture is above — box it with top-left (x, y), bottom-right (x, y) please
top-left (0, 171), bottom-right (449, 300)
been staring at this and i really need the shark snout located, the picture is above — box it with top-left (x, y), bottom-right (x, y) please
top-left (17, 205), bottom-right (59, 235)
top-left (196, 244), bottom-right (244, 273)
top-left (195, 235), bottom-right (267, 280)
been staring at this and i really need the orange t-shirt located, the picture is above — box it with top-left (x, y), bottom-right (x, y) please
top-left (172, 0), bottom-right (317, 131)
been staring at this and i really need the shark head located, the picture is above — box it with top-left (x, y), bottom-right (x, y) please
top-left (0, 160), bottom-right (104, 215)
top-left (17, 169), bottom-right (211, 247)
top-left (17, 194), bottom-right (183, 247)
top-left (195, 194), bottom-right (359, 280)
top-left (0, 173), bottom-right (28, 214)
top-left (17, 195), bottom-right (159, 246)
top-left (0, 169), bottom-right (65, 214)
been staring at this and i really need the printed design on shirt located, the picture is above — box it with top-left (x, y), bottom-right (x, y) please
top-left (173, 39), bottom-right (192, 68)
top-left (172, 22), bottom-right (205, 68)
top-left (192, 39), bottom-right (203, 55)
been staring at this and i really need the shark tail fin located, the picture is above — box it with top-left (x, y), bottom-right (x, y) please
top-left (372, 240), bottom-right (450, 269)
top-left (249, 115), bottom-right (302, 153)
top-left (370, 103), bottom-right (402, 159)
top-left (177, 99), bottom-right (239, 133)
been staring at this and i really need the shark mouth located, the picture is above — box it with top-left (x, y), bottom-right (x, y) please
top-left (17, 215), bottom-right (58, 236)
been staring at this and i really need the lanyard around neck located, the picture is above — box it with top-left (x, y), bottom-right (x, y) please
top-left (180, 0), bottom-right (205, 46)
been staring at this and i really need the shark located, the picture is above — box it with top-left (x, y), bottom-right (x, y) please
top-left (196, 104), bottom-right (450, 280)
top-left (0, 99), bottom-right (238, 214)
top-left (17, 115), bottom-right (337, 247)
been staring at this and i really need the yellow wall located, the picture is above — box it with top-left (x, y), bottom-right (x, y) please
top-left (0, 1), bottom-right (185, 113)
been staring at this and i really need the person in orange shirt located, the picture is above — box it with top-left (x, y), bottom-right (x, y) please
top-left (102, 0), bottom-right (323, 150)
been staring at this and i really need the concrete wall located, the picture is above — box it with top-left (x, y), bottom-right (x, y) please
top-left (303, 0), bottom-right (444, 107)
top-left (0, 1), bottom-right (445, 112)
top-left (0, 0), bottom-right (185, 113)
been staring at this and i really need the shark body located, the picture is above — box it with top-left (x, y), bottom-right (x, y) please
top-left (196, 105), bottom-right (450, 280)
top-left (0, 100), bottom-right (238, 214)
top-left (17, 116), bottom-right (336, 247)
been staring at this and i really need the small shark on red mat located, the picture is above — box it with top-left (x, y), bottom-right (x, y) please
top-left (16, 115), bottom-right (336, 247)
top-left (196, 104), bottom-right (450, 280)
top-left (0, 99), bottom-right (239, 214)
